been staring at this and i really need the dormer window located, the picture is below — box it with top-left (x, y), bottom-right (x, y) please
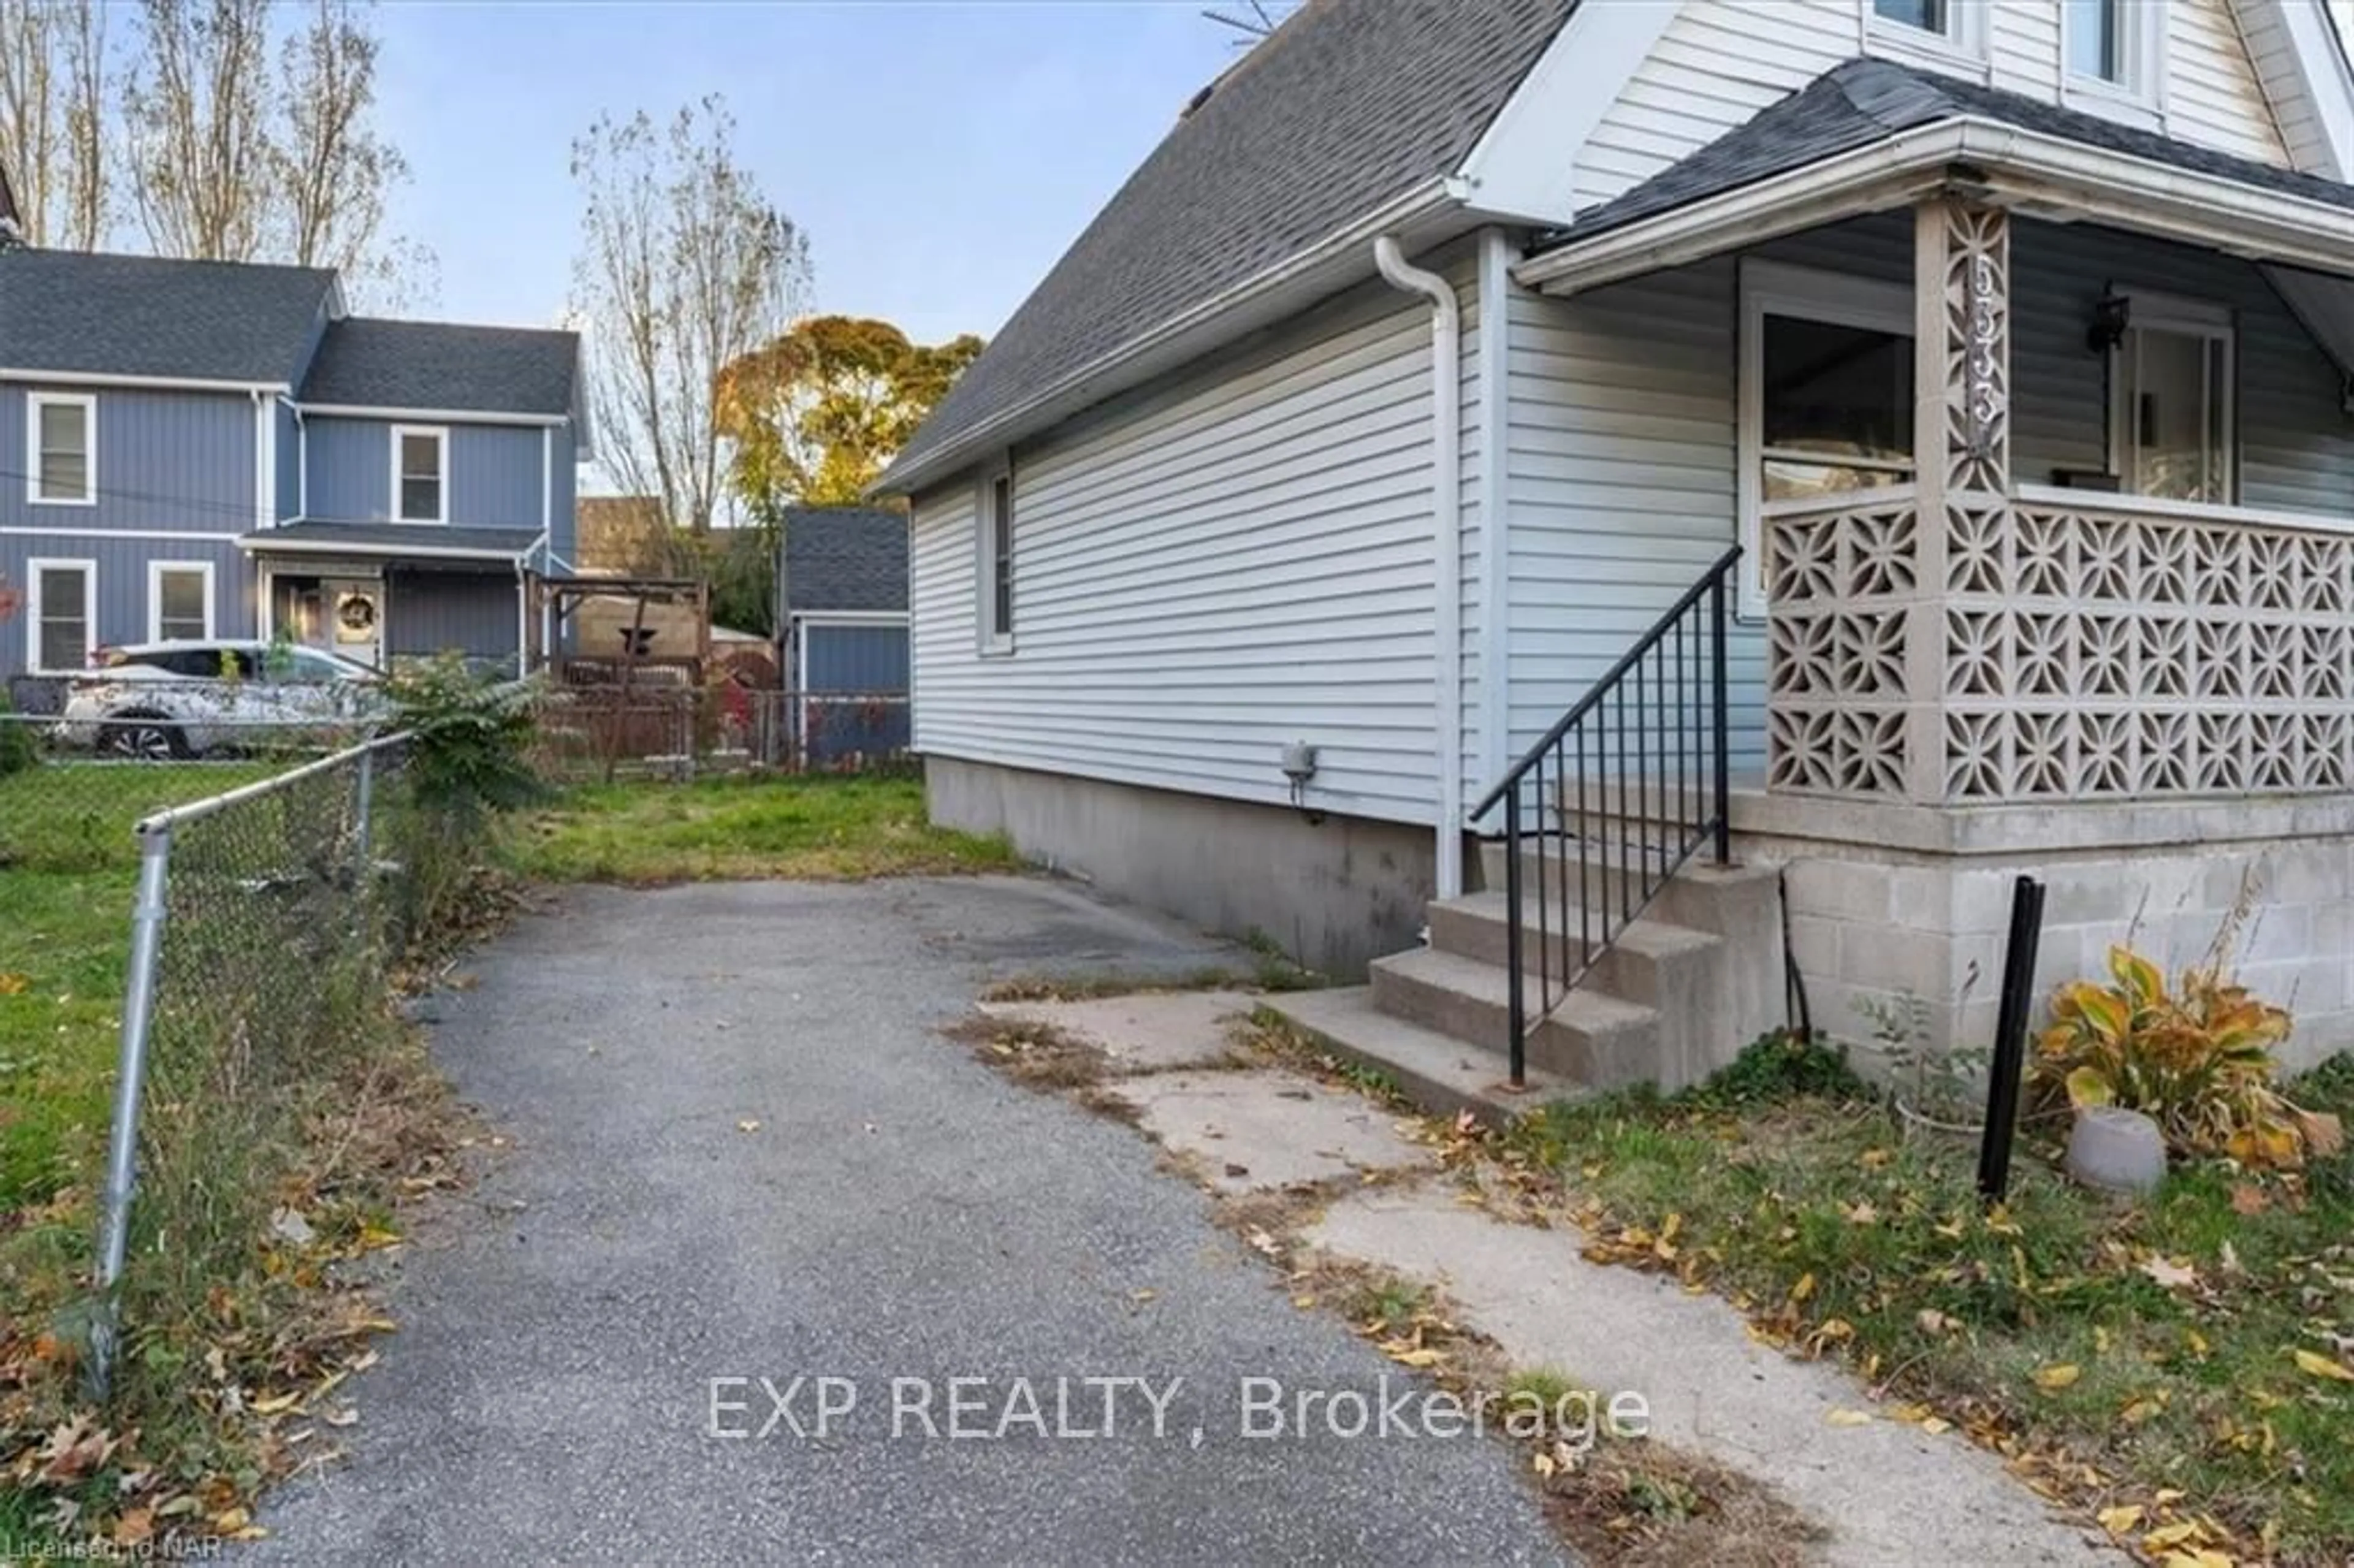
top-left (2062, 0), bottom-right (2159, 107)
top-left (1865, 0), bottom-right (1985, 68)
top-left (1873, 0), bottom-right (1950, 35)
top-left (2066, 0), bottom-right (2124, 83)
top-left (392, 425), bottom-right (446, 522)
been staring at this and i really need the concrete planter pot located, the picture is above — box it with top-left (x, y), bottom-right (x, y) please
top-left (2064, 1106), bottom-right (2168, 1195)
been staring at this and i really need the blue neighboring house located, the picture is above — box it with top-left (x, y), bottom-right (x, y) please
top-left (0, 244), bottom-right (583, 683)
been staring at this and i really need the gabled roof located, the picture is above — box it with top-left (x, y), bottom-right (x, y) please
top-left (299, 317), bottom-right (579, 417)
top-left (0, 248), bottom-right (335, 384)
top-left (884, 0), bottom-right (1579, 493)
top-left (781, 506), bottom-right (908, 614)
top-left (1555, 56), bottom-right (2354, 245)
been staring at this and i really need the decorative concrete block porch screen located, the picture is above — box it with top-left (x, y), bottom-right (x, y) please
top-left (1768, 497), bottom-right (2354, 801)
top-left (1764, 196), bottom-right (2354, 807)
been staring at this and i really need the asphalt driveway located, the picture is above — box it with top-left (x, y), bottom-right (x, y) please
top-left (251, 877), bottom-right (1569, 1565)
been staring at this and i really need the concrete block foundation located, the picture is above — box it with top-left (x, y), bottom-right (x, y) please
top-left (924, 756), bottom-right (1437, 979)
top-left (1740, 792), bottom-right (2354, 1075)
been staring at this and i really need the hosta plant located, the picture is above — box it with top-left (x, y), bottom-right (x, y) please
top-left (2036, 943), bottom-right (2342, 1170)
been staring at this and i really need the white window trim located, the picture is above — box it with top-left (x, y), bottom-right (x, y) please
top-left (976, 457), bottom-right (1015, 656)
top-left (147, 559), bottom-right (217, 644)
top-left (2105, 287), bottom-right (2236, 504)
top-left (1737, 260), bottom-right (1918, 620)
top-left (1862, 0), bottom-right (1990, 77)
top-left (26, 391), bottom-right (97, 507)
top-left (389, 424), bottom-right (449, 524)
top-left (25, 555), bottom-right (96, 673)
top-left (2060, 0), bottom-right (2167, 126)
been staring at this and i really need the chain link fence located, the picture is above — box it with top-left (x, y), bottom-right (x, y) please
top-left (4, 719), bottom-right (472, 1401)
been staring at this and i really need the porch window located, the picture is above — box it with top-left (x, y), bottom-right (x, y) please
top-left (28, 558), bottom-right (94, 672)
top-left (150, 561), bottom-right (213, 642)
top-left (2110, 296), bottom-right (2234, 505)
top-left (28, 392), bottom-right (95, 505)
top-left (392, 425), bottom-right (446, 523)
top-left (979, 462), bottom-right (1014, 653)
top-left (1739, 262), bottom-right (1916, 614)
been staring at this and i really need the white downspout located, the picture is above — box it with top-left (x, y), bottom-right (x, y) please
top-left (1373, 236), bottom-right (1464, 900)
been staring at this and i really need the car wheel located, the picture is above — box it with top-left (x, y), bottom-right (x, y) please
top-left (103, 715), bottom-right (191, 761)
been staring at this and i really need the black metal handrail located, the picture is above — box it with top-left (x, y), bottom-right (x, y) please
top-left (1470, 546), bottom-right (1741, 1086)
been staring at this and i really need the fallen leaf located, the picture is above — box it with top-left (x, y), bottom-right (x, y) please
top-left (2097, 1504), bottom-right (2145, 1535)
top-left (737, 1119), bottom-right (761, 1133)
top-left (1130, 1288), bottom-right (1157, 1304)
top-left (1789, 1272), bottom-right (1816, 1303)
top-left (251, 1390), bottom-right (302, 1416)
top-left (2230, 1184), bottom-right (2271, 1216)
top-left (2032, 1363), bottom-right (2082, 1390)
top-left (1916, 1309), bottom-right (1957, 1335)
top-left (1532, 1450), bottom-right (1558, 1477)
top-left (1385, 1346), bottom-right (1442, 1369)
top-left (322, 1408), bottom-right (359, 1428)
top-left (1842, 1201), bottom-right (1878, 1225)
top-left (0, 973), bottom-right (28, 995)
top-left (1824, 1408), bottom-right (1873, 1427)
top-left (2142, 1256), bottom-right (2199, 1290)
top-left (1290, 1294), bottom-right (1316, 1309)
top-left (2292, 1348), bottom-right (2354, 1382)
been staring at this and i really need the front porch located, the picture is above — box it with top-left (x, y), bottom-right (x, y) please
top-left (1501, 69), bottom-right (2354, 1071)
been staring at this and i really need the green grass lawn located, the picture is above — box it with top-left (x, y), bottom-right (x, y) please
top-left (0, 760), bottom-right (276, 1217)
top-left (505, 772), bottom-right (1020, 883)
top-left (1504, 1040), bottom-right (2354, 1561)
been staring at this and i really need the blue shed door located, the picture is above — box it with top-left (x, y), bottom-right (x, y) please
top-left (800, 620), bottom-right (910, 762)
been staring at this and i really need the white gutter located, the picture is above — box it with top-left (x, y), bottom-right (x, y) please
top-left (296, 402), bottom-right (568, 428)
top-left (0, 368), bottom-right (290, 394)
top-left (1373, 236), bottom-right (1464, 902)
top-left (1517, 118), bottom-right (2354, 298)
top-left (882, 180), bottom-right (1460, 498)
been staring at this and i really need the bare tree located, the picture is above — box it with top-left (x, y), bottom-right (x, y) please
top-left (0, 0), bottom-right (111, 249)
top-left (121, 0), bottom-right (273, 259)
top-left (117, 0), bottom-right (425, 301)
top-left (569, 96), bottom-right (810, 536)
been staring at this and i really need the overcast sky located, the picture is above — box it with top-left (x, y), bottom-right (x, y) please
top-left (367, 2), bottom-right (1243, 344)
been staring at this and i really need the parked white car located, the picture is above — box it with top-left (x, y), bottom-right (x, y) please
top-left (58, 641), bottom-right (383, 759)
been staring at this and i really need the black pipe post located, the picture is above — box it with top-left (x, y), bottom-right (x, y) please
top-left (1977, 874), bottom-right (2047, 1205)
top-left (1504, 787), bottom-right (1526, 1089)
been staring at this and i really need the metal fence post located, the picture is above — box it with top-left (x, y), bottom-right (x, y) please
top-left (89, 823), bottom-right (174, 1401)
top-left (354, 742), bottom-right (376, 875)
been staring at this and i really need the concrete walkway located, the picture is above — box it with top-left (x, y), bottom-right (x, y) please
top-left (249, 879), bottom-right (1569, 1566)
top-left (992, 984), bottom-right (2119, 1567)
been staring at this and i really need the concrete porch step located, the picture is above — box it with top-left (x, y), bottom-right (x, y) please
top-left (1475, 839), bottom-right (1782, 938)
top-left (1369, 946), bottom-right (1661, 1087)
top-left (1262, 986), bottom-right (1582, 1123)
top-left (1427, 890), bottom-right (1719, 991)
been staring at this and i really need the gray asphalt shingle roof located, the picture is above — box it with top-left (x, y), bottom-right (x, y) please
top-left (299, 317), bottom-right (579, 416)
top-left (886, 0), bottom-right (1579, 489)
top-left (781, 506), bottom-right (908, 614)
top-left (0, 248), bottom-right (335, 384)
top-left (1552, 56), bottom-right (2354, 245)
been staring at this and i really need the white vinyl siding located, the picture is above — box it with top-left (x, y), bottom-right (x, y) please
top-left (911, 266), bottom-right (1468, 826)
top-left (1503, 261), bottom-right (1768, 786)
top-left (1571, 0), bottom-right (2293, 211)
